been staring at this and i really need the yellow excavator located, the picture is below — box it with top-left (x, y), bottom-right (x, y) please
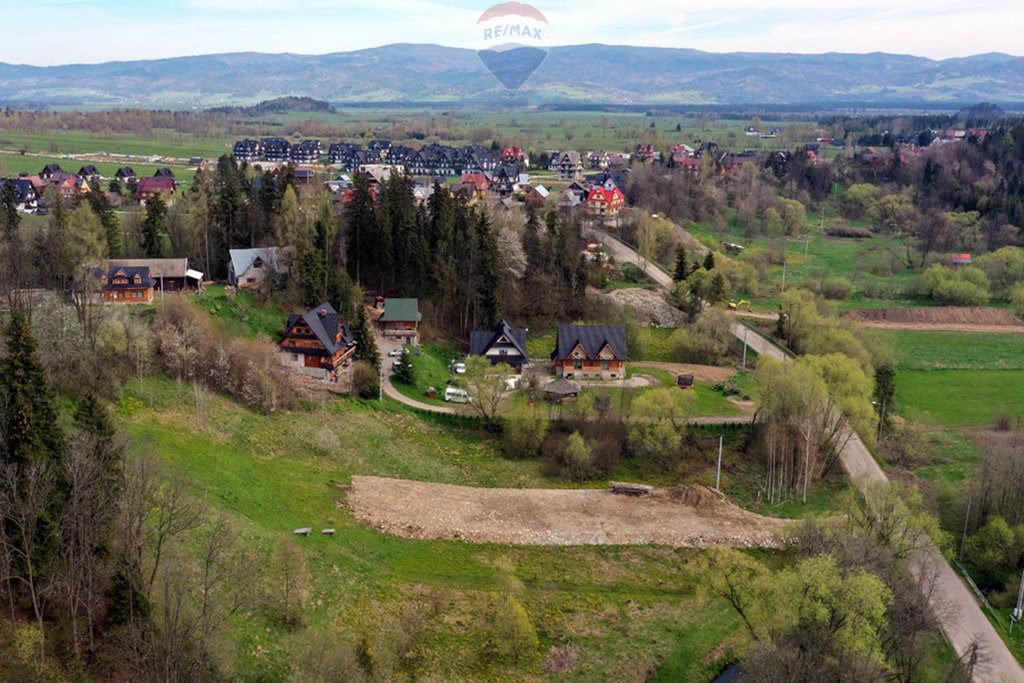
top-left (728, 299), bottom-right (752, 312)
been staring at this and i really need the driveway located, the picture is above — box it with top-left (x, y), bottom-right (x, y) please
top-left (376, 333), bottom-right (457, 415)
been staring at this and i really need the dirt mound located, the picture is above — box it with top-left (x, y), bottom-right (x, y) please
top-left (349, 476), bottom-right (785, 548)
top-left (848, 307), bottom-right (1022, 327)
top-left (604, 288), bottom-right (686, 327)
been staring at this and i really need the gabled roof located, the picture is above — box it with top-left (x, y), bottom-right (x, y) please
top-left (229, 247), bottom-right (288, 278)
top-left (103, 265), bottom-right (156, 290)
top-left (469, 320), bottom-right (528, 362)
top-left (137, 177), bottom-right (176, 195)
top-left (107, 258), bottom-right (190, 279)
top-left (554, 324), bottom-right (628, 361)
top-left (379, 298), bottom-right (421, 323)
top-left (282, 302), bottom-right (355, 356)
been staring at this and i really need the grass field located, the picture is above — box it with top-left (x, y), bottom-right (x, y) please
top-left (895, 370), bottom-right (1024, 426)
top-left (190, 284), bottom-right (290, 339)
top-left (118, 375), bottom-right (764, 680)
top-left (878, 330), bottom-right (1024, 371)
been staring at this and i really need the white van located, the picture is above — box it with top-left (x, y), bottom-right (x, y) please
top-left (444, 386), bottom-right (471, 403)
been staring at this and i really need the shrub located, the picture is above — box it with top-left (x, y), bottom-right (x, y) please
top-left (826, 225), bottom-right (873, 238)
top-left (501, 404), bottom-right (549, 460)
top-left (1011, 282), bottom-right (1024, 318)
top-left (819, 277), bottom-right (854, 300)
top-left (351, 361), bottom-right (379, 400)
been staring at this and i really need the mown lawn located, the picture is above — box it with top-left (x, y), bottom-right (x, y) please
top-left (878, 329), bottom-right (1024, 371)
top-left (895, 370), bottom-right (1024, 427)
top-left (117, 375), bottom-right (767, 681)
top-left (389, 340), bottom-right (463, 406)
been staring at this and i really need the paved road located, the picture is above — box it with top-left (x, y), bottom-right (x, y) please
top-left (376, 334), bottom-right (457, 415)
top-left (591, 228), bottom-right (674, 288)
top-left (598, 227), bottom-right (1024, 681)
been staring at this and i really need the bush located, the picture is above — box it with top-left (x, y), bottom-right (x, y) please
top-left (351, 361), bottom-right (379, 399)
top-left (1011, 282), bottom-right (1024, 318)
top-left (825, 225), bottom-right (873, 238)
top-left (921, 264), bottom-right (991, 306)
top-left (501, 404), bottom-right (549, 460)
top-left (818, 277), bottom-right (854, 300)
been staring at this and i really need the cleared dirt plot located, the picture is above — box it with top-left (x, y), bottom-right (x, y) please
top-left (847, 306), bottom-right (1024, 332)
top-left (349, 476), bottom-right (787, 548)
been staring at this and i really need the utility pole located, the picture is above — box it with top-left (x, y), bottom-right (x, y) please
top-left (781, 259), bottom-right (787, 293)
top-left (715, 434), bottom-right (724, 491)
top-left (742, 327), bottom-right (749, 370)
top-left (1012, 568), bottom-right (1024, 634)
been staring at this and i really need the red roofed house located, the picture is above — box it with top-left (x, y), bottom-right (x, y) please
top-left (460, 173), bottom-right (491, 193)
top-left (951, 254), bottom-right (973, 268)
top-left (137, 176), bottom-right (176, 204)
top-left (586, 184), bottom-right (626, 217)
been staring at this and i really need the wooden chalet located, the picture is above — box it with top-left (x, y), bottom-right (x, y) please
top-left (137, 176), bottom-right (176, 204)
top-left (379, 298), bottom-right (421, 345)
top-left (469, 320), bottom-right (528, 372)
top-left (279, 303), bottom-right (357, 377)
top-left (552, 324), bottom-right (628, 380)
top-left (101, 265), bottom-right (156, 304)
top-left (106, 258), bottom-right (202, 291)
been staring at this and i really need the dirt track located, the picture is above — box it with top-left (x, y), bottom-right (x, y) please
top-left (847, 306), bottom-right (1024, 333)
top-left (348, 476), bottom-right (786, 548)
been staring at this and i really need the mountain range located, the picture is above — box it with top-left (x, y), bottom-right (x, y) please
top-left (1, 43), bottom-right (1023, 108)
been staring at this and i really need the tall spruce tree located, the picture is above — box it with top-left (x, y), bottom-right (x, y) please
top-left (475, 209), bottom-right (503, 329)
top-left (1, 311), bottom-right (65, 466)
top-left (86, 190), bottom-right (122, 259)
top-left (141, 194), bottom-right (167, 258)
top-left (1, 179), bottom-right (20, 238)
top-left (673, 245), bottom-right (689, 281)
top-left (351, 290), bottom-right (380, 372)
top-left (344, 172), bottom-right (376, 284)
top-left (703, 251), bottom-right (716, 271)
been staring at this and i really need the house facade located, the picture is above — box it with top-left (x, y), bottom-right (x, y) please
top-left (101, 265), bottom-right (156, 304)
top-left (106, 258), bottom-right (202, 291)
top-left (379, 298), bottom-right (421, 345)
top-left (137, 176), bottom-right (176, 204)
top-left (552, 324), bottom-right (628, 380)
top-left (469, 320), bottom-right (528, 372)
top-left (228, 247), bottom-right (291, 289)
top-left (279, 302), bottom-right (357, 377)
top-left (586, 185), bottom-right (626, 217)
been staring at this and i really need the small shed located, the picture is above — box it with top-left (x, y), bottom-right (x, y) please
top-left (951, 253), bottom-right (973, 267)
top-left (544, 378), bottom-right (581, 403)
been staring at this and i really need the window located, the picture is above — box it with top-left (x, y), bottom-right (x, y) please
top-left (602, 360), bottom-right (610, 370)
top-left (574, 359), bottom-right (583, 370)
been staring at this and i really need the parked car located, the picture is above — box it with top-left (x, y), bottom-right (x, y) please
top-left (444, 386), bottom-right (471, 403)
top-left (388, 347), bottom-right (405, 357)
top-left (676, 374), bottom-right (695, 389)
top-left (392, 359), bottom-right (403, 370)
top-left (450, 361), bottom-right (466, 374)
top-left (505, 376), bottom-right (521, 391)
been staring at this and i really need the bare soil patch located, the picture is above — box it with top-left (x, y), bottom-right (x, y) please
top-left (631, 361), bottom-right (737, 383)
top-left (349, 476), bottom-right (786, 548)
top-left (847, 307), bottom-right (1024, 332)
top-left (604, 288), bottom-right (686, 327)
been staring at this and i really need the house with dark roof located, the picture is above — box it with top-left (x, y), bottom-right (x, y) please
top-left (261, 137), bottom-right (291, 163)
top-left (137, 176), bottom-right (176, 204)
top-left (0, 178), bottom-right (40, 211)
top-left (291, 139), bottom-right (323, 164)
top-left (490, 167), bottom-right (516, 197)
top-left (77, 165), bottom-right (100, 179)
top-left (556, 151), bottom-right (583, 181)
top-left (101, 265), bottom-right (156, 304)
top-left (39, 164), bottom-right (63, 180)
top-left (279, 302), bottom-right (357, 378)
top-left (233, 139), bottom-right (261, 161)
top-left (115, 167), bottom-right (137, 182)
top-left (469, 320), bottom-right (528, 372)
top-left (105, 258), bottom-right (201, 291)
top-left (154, 167), bottom-right (175, 179)
top-left (378, 298), bottom-right (421, 344)
top-left (552, 324), bottom-right (628, 380)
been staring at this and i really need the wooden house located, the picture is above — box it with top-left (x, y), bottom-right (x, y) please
top-left (379, 298), bottom-right (421, 345)
top-left (101, 265), bottom-right (156, 304)
top-left (137, 176), bottom-right (176, 204)
top-left (106, 258), bottom-right (202, 291)
top-left (552, 324), bottom-right (628, 380)
top-left (279, 302), bottom-right (357, 377)
top-left (469, 320), bottom-right (528, 372)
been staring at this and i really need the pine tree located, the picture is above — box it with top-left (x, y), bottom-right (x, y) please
top-left (74, 393), bottom-right (123, 491)
top-left (351, 292), bottom-right (380, 372)
top-left (86, 190), bottom-right (122, 259)
top-left (476, 209), bottom-right (503, 329)
top-left (344, 172), bottom-right (376, 284)
top-left (1, 179), bottom-right (20, 239)
top-left (141, 194), bottom-right (167, 258)
top-left (673, 245), bottom-right (689, 281)
top-left (1, 311), bottom-right (66, 466)
top-left (703, 251), bottom-right (716, 271)
top-left (708, 272), bottom-right (726, 304)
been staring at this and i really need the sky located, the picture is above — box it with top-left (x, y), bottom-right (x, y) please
top-left (4, 0), bottom-right (1023, 66)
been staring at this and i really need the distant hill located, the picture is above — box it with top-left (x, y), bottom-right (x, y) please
top-left (1, 44), bottom-right (1023, 107)
top-left (209, 96), bottom-right (338, 115)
